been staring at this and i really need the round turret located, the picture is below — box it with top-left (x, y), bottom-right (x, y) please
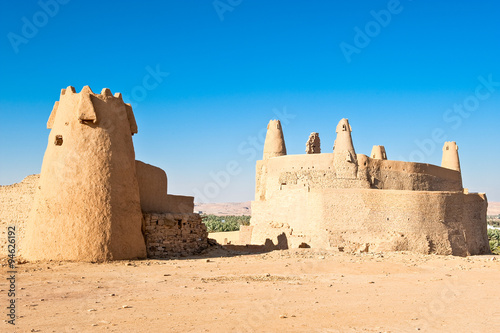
top-left (263, 120), bottom-right (287, 159)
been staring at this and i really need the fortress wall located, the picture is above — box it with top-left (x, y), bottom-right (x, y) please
top-left (0, 174), bottom-right (198, 258)
top-left (256, 154), bottom-right (463, 201)
top-left (239, 225), bottom-right (254, 245)
top-left (457, 193), bottom-right (489, 255)
top-left (255, 154), bottom-right (369, 201)
top-left (136, 160), bottom-right (169, 213)
top-left (164, 195), bottom-right (195, 214)
top-left (358, 155), bottom-right (463, 191)
top-left (0, 175), bottom-right (39, 256)
top-left (251, 188), bottom-right (489, 256)
top-left (143, 212), bottom-right (208, 257)
top-left (136, 161), bottom-right (194, 214)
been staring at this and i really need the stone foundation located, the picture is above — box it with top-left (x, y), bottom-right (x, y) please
top-left (143, 213), bottom-right (208, 258)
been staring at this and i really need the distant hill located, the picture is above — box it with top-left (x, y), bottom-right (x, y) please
top-left (488, 202), bottom-right (500, 216)
top-left (195, 201), bottom-right (500, 217)
top-left (194, 201), bottom-right (251, 216)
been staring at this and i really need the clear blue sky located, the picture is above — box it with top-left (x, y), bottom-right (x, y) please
top-left (1, 0), bottom-right (499, 202)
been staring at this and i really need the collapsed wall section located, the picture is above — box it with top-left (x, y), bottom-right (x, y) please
top-left (143, 212), bottom-right (208, 258)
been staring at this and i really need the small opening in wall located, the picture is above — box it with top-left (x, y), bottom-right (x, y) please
top-left (54, 135), bottom-right (63, 146)
top-left (80, 119), bottom-right (94, 125)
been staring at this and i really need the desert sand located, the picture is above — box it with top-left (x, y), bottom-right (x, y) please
top-left (2, 246), bottom-right (499, 332)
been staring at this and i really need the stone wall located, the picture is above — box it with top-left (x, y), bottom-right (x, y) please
top-left (143, 212), bottom-right (208, 258)
top-left (0, 175), bottom-right (39, 256)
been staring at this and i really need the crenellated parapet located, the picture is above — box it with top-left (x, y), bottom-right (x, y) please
top-left (47, 85), bottom-right (137, 135)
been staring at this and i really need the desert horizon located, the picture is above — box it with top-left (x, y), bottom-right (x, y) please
top-left (195, 201), bottom-right (500, 217)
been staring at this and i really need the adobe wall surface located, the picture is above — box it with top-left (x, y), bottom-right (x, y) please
top-left (143, 212), bottom-right (208, 258)
top-left (0, 175), bottom-right (39, 256)
top-left (164, 195), bottom-right (195, 214)
top-left (251, 187), bottom-right (489, 256)
top-left (239, 225), bottom-right (254, 245)
top-left (136, 160), bottom-right (169, 213)
top-left (136, 161), bottom-right (194, 214)
top-left (255, 154), bottom-right (463, 203)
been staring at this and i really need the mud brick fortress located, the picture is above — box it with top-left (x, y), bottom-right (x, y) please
top-left (0, 86), bottom-right (207, 262)
top-left (249, 119), bottom-right (490, 256)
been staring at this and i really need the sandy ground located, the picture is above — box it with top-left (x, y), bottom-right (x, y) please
top-left (2, 246), bottom-right (499, 333)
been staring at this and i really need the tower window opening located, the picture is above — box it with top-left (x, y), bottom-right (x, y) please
top-left (54, 135), bottom-right (63, 146)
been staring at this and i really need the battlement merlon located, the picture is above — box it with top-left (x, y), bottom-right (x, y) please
top-left (47, 85), bottom-right (138, 135)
